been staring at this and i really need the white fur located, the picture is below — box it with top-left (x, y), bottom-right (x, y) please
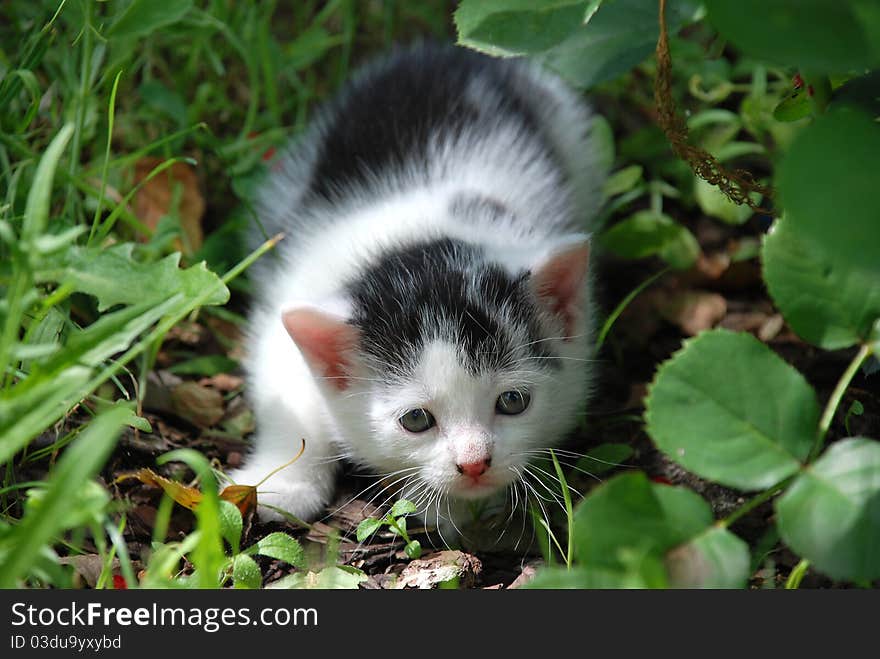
top-left (229, 55), bottom-right (601, 535)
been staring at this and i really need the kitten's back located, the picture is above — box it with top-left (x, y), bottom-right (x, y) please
top-left (254, 43), bottom-right (602, 253)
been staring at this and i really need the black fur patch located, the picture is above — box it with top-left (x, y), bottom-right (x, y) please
top-left (347, 238), bottom-right (556, 379)
top-left (305, 43), bottom-right (542, 203)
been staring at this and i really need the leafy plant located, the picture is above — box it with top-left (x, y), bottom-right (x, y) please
top-left (357, 499), bottom-right (423, 559)
top-left (456, 0), bottom-right (880, 588)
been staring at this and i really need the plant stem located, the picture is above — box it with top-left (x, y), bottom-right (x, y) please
top-left (810, 343), bottom-right (873, 462)
top-left (720, 478), bottom-right (791, 528)
top-left (785, 559), bottom-right (810, 589)
top-left (549, 449), bottom-right (574, 569)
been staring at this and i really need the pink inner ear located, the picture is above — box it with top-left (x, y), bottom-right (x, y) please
top-left (282, 308), bottom-right (360, 391)
top-left (531, 241), bottom-right (590, 338)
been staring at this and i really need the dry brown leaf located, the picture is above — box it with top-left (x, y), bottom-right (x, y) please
top-left (171, 381), bottom-right (225, 428)
top-left (199, 373), bottom-right (244, 392)
top-left (134, 157), bottom-right (204, 253)
top-left (695, 252), bottom-right (731, 279)
top-left (758, 313), bottom-right (785, 342)
top-left (655, 290), bottom-right (727, 336)
top-left (116, 468), bottom-right (258, 517)
top-left (116, 468), bottom-right (204, 510)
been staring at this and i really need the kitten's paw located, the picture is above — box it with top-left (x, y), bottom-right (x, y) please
top-left (225, 467), bottom-right (328, 523)
top-left (254, 484), bottom-right (328, 523)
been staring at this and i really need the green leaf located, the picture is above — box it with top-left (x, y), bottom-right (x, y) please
top-left (704, 0), bottom-right (880, 73)
top-left (553, 472), bottom-right (749, 588)
top-left (63, 244), bottom-right (229, 312)
top-left (246, 532), bottom-right (305, 567)
top-left (576, 443), bottom-right (634, 476)
top-left (526, 555), bottom-right (669, 589)
top-left (777, 438), bottom-right (880, 582)
top-left (24, 480), bottom-right (109, 532)
top-left (404, 540), bottom-right (422, 559)
top-left (356, 517), bottom-right (383, 543)
top-left (168, 355), bottom-right (239, 376)
top-left (665, 526), bottom-right (751, 589)
top-left (536, 0), bottom-right (701, 89)
top-left (390, 499), bottom-right (417, 518)
top-left (831, 70), bottom-right (880, 116)
top-left (600, 210), bottom-right (699, 270)
top-left (108, 0), bottom-right (194, 40)
top-left (159, 448), bottom-right (225, 588)
top-left (645, 329), bottom-right (819, 490)
top-left (693, 177), bottom-right (755, 225)
top-left (573, 472), bottom-right (711, 568)
top-left (232, 554), bottom-right (262, 589)
top-left (454, 0), bottom-right (587, 57)
top-left (773, 89), bottom-right (812, 122)
top-left (763, 217), bottom-right (880, 350)
top-left (0, 406), bottom-right (129, 588)
top-left (267, 565), bottom-right (367, 590)
top-left (602, 165), bottom-right (643, 198)
top-left (218, 500), bottom-right (243, 555)
top-left (22, 123), bottom-right (74, 242)
top-left (766, 110), bottom-right (880, 349)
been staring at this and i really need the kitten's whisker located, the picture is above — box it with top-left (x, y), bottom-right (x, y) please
top-left (318, 467), bottom-right (420, 522)
top-left (527, 462), bottom-right (584, 500)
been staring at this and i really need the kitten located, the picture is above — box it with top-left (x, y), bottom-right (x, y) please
top-left (229, 43), bottom-right (605, 539)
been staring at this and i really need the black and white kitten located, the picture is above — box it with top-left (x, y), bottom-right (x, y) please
top-left (231, 43), bottom-right (604, 536)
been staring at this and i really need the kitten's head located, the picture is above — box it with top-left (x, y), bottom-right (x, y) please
top-left (281, 236), bottom-right (592, 505)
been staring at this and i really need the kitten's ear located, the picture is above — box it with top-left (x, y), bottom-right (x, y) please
top-left (281, 306), bottom-right (360, 391)
top-left (530, 237), bottom-right (590, 338)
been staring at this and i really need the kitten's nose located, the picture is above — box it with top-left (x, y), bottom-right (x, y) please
top-left (456, 457), bottom-right (491, 479)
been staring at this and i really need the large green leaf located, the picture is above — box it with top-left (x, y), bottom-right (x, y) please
top-left (573, 472), bottom-right (710, 567)
top-left (537, 0), bottom-right (701, 89)
top-left (232, 554), bottom-right (262, 589)
top-left (543, 472), bottom-right (750, 588)
top-left (704, 0), bottom-right (880, 73)
top-left (665, 526), bottom-right (751, 589)
top-left (245, 532), bottom-right (305, 567)
top-left (778, 109), bottom-right (880, 274)
top-left (62, 244), bottom-right (229, 311)
top-left (645, 329), bottom-right (819, 490)
top-left (599, 210), bottom-right (699, 269)
top-left (777, 438), bottom-right (880, 583)
top-left (454, 0), bottom-right (700, 89)
top-left (454, 0), bottom-right (588, 57)
top-left (763, 217), bottom-right (880, 350)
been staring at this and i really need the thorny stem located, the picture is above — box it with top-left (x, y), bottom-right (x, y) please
top-left (721, 342), bottom-right (874, 529)
top-left (810, 343), bottom-right (873, 462)
top-left (719, 477), bottom-right (792, 529)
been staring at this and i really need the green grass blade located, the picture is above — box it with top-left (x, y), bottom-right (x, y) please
top-left (0, 405), bottom-right (129, 588)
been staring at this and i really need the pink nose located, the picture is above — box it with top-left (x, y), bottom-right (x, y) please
top-left (456, 458), bottom-right (491, 479)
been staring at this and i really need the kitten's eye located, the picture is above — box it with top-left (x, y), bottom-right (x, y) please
top-left (399, 408), bottom-right (436, 433)
top-left (496, 390), bottom-right (531, 415)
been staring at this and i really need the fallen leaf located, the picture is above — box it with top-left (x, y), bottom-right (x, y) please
top-left (218, 484), bottom-right (257, 518)
top-left (199, 373), bottom-right (244, 391)
top-left (170, 381), bottom-right (225, 428)
top-left (695, 252), bottom-right (731, 279)
top-left (116, 468), bottom-right (204, 510)
top-left (655, 290), bottom-right (727, 336)
top-left (134, 157), bottom-right (204, 253)
top-left (758, 314), bottom-right (785, 342)
top-left (393, 550), bottom-right (482, 589)
top-left (117, 467), bottom-right (257, 517)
